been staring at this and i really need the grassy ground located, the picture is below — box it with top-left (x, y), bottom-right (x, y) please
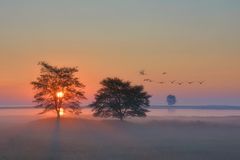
top-left (1, 116), bottom-right (240, 160)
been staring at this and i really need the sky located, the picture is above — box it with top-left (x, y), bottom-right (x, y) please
top-left (0, 0), bottom-right (240, 106)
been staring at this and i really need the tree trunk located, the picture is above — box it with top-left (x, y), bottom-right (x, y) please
top-left (119, 110), bottom-right (124, 121)
top-left (57, 110), bottom-right (60, 119)
top-left (55, 101), bottom-right (61, 119)
top-left (119, 115), bottom-right (124, 121)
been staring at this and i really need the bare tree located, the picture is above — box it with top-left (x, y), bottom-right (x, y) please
top-left (31, 62), bottom-right (86, 118)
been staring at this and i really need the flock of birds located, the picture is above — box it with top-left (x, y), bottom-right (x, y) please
top-left (139, 70), bottom-right (205, 86)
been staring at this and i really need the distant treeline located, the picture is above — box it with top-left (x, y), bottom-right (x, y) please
top-left (0, 106), bottom-right (34, 109)
top-left (1, 105), bottom-right (240, 110)
top-left (150, 105), bottom-right (240, 110)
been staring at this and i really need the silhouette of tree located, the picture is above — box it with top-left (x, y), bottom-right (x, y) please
top-left (31, 62), bottom-right (86, 118)
top-left (91, 77), bottom-right (151, 120)
top-left (167, 95), bottom-right (177, 106)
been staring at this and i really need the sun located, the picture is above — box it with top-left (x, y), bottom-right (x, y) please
top-left (56, 91), bottom-right (64, 98)
top-left (59, 108), bottom-right (64, 116)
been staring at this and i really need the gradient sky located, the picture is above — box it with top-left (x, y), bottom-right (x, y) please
top-left (0, 0), bottom-right (240, 106)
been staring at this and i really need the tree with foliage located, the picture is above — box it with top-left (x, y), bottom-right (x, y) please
top-left (31, 62), bottom-right (86, 118)
top-left (90, 77), bottom-right (151, 120)
top-left (167, 95), bottom-right (177, 106)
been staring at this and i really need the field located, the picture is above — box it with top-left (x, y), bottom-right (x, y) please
top-left (1, 108), bottom-right (240, 160)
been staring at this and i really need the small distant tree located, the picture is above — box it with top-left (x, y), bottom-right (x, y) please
top-left (167, 95), bottom-right (176, 106)
top-left (31, 62), bottom-right (86, 118)
top-left (90, 77), bottom-right (151, 120)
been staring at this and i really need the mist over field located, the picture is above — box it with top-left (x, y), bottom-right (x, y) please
top-left (0, 107), bottom-right (240, 160)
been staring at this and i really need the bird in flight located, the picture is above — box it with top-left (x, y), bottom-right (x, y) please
top-left (178, 82), bottom-right (184, 85)
top-left (139, 70), bottom-right (146, 76)
top-left (187, 81), bottom-right (194, 84)
top-left (170, 80), bottom-right (176, 84)
top-left (199, 81), bottom-right (205, 85)
top-left (157, 81), bottom-right (165, 84)
top-left (162, 72), bottom-right (167, 75)
top-left (143, 79), bottom-right (152, 82)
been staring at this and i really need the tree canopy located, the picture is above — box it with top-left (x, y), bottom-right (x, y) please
top-left (31, 62), bottom-right (86, 117)
top-left (167, 95), bottom-right (177, 106)
top-left (90, 77), bottom-right (151, 120)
